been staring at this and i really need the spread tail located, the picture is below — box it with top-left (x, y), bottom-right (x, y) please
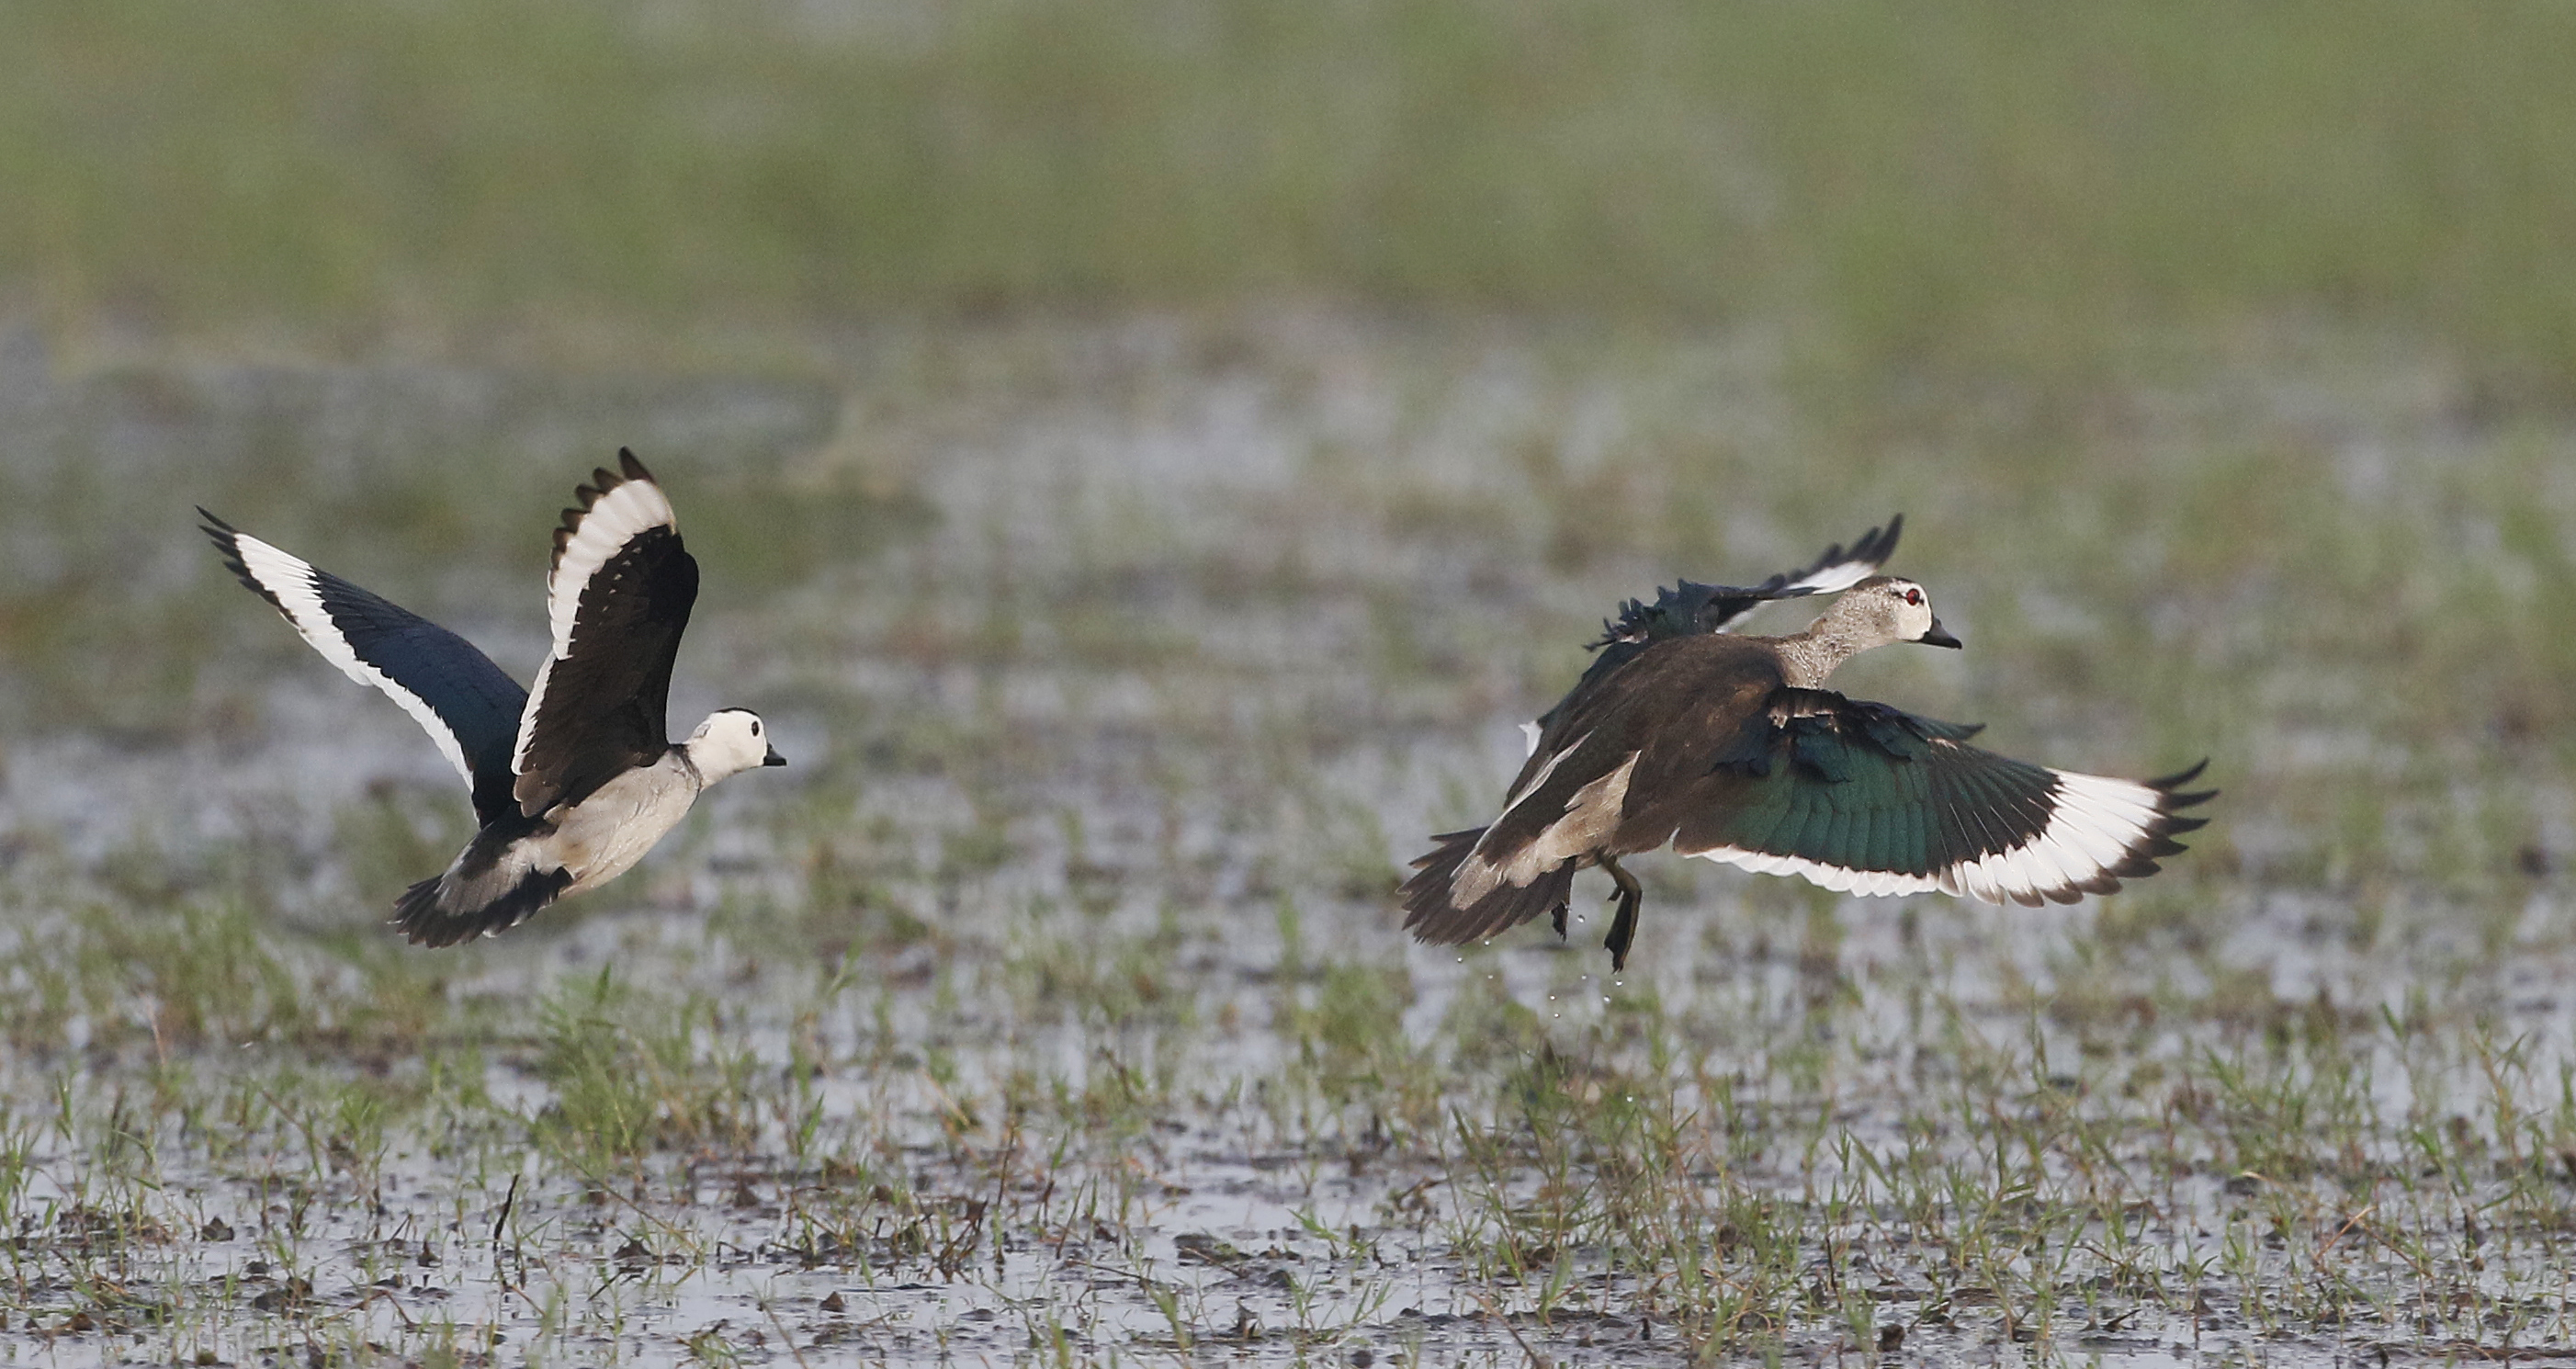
top-left (392, 866), bottom-right (573, 947)
top-left (390, 821), bottom-right (573, 947)
top-left (1399, 826), bottom-right (1577, 948)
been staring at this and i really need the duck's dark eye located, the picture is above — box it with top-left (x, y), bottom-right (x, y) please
top-left (751, 721), bottom-right (762, 735)
top-left (1904, 587), bottom-right (1923, 605)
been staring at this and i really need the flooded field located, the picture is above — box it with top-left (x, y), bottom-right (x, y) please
top-left (3, 315), bottom-right (2575, 1366)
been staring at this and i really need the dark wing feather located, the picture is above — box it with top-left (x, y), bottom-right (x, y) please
top-left (1670, 688), bottom-right (2214, 907)
top-left (201, 512), bottom-right (528, 824)
top-left (511, 451), bottom-right (698, 816)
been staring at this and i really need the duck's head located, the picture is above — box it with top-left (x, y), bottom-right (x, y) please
top-left (1825, 576), bottom-right (1960, 650)
top-left (686, 708), bottom-right (788, 781)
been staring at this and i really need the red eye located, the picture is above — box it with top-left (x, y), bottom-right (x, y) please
top-left (1904, 587), bottom-right (1923, 605)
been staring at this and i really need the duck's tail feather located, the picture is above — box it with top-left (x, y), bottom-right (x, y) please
top-left (1399, 827), bottom-right (1578, 949)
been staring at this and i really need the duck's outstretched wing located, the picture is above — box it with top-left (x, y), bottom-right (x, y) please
top-left (1530, 516), bottom-right (1904, 750)
top-left (510, 449), bottom-right (698, 816)
top-left (1749, 515), bottom-right (1907, 600)
top-left (1662, 687), bottom-right (2214, 907)
top-left (202, 512), bottom-right (527, 824)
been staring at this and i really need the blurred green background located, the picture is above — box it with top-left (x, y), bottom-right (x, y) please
top-left (7, 0), bottom-right (2575, 400)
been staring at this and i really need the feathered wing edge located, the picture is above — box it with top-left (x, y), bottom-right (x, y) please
top-left (200, 510), bottom-right (481, 787)
top-left (1589, 515), bottom-right (1904, 649)
top-left (1763, 514), bottom-right (1905, 599)
top-left (198, 509), bottom-right (532, 823)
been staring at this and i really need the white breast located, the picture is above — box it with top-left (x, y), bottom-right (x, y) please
top-left (548, 752), bottom-right (706, 896)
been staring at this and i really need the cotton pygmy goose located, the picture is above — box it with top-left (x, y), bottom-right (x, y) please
top-left (1401, 519), bottom-right (2212, 970)
top-left (202, 449), bottom-right (786, 946)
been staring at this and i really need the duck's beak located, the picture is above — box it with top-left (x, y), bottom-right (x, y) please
top-left (1918, 618), bottom-right (1962, 649)
top-left (763, 745), bottom-right (787, 767)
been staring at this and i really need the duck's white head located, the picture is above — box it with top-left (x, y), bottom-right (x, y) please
top-left (685, 708), bottom-right (787, 782)
top-left (1816, 576), bottom-right (1961, 651)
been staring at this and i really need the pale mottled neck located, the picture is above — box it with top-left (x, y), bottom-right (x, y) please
top-left (1772, 622), bottom-right (1870, 687)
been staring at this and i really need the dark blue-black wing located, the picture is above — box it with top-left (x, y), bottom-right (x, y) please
top-left (202, 512), bottom-right (528, 824)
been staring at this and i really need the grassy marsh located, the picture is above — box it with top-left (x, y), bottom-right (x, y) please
top-left (0, 315), bottom-right (2570, 1365)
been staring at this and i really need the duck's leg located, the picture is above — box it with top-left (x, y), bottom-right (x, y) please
top-left (1598, 853), bottom-right (1643, 971)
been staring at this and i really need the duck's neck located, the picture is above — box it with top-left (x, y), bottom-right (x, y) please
top-left (679, 735), bottom-right (757, 786)
top-left (1773, 620), bottom-right (1870, 688)
top-left (672, 740), bottom-right (713, 786)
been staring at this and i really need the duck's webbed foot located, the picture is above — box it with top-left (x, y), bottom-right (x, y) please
top-left (1598, 853), bottom-right (1643, 971)
top-left (1551, 897), bottom-right (1570, 941)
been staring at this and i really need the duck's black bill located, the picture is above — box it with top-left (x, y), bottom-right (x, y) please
top-left (1918, 620), bottom-right (1962, 649)
top-left (763, 746), bottom-right (787, 767)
